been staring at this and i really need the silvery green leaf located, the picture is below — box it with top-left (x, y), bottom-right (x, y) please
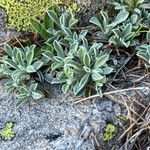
top-left (51, 62), bottom-right (62, 70)
top-left (130, 15), bottom-right (138, 24)
top-left (16, 51), bottom-right (24, 66)
top-left (108, 11), bottom-right (129, 27)
top-left (64, 27), bottom-right (73, 38)
top-left (64, 67), bottom-right (74, 79)
top-left (94, 54), bottom-right (109, 68)
top-left (53, 40), bottom-right (65, 58)
top-left (30, 18), bottom-right (50, 40)
top-left (42, 51), bottom-right (55, 61)
top-left (92, 68), bottom-right (103, 74)
top-left (77, 46), bottom-right (87, 61)
top-left (52, 78), bottom-right (67, 84)
top-left (60, 14), bottom-right (66, 28)
top-left (19, 86), bottom-right (29, 93)
top-left (112, 28), bottom-right (121, 37)
top-left (45, 43), bottom-right (54, 52)
top-left (92, 72), bottom-right (103, 81)
top-left (123, 32), bottom-right (134, 40)
top-left (65, 60), bottom-right (81, 70)
top-left (73, 74), bottom-right (90, 95)
top-left (12, 47), bottom-right (18, 63)
top-left (48, 10), bottom-right (60, 26)
top-left (147, 31), bottom-right (150, 41)
top-left (4, 44), bottom-right (13, 57)
top-left (83, 66), bottom-right (91, 73)
top-left (90, 17), bottom-right (102, 29)
top-left (33, 61), bottom-right (43, 70)
top-left (62, 83), bottom-right (70, 94)
top-left (79, 74), bottom-right (90, 87)
top-left (101, 11), bottom-right (109, 31)
top-left (83, 53), bottom-right (91, 68)
top-left (73, 32), bottom-right (79, 40)
top-left (82, 38), bottom-right (89, 50)
top-left (69, 42), bottom-right (78, 53)
top-left (69, 18), bottom-right (78, 28)
top-left (96, 86), bottom-right (103, 97)
top-left (103, 67), bottom-right (113, 74)
top-left (122, 23), bottom-right (132, 37)
top-left (30, 83), bottom-right (38, 91)
top-left (26, 49), bottom-right (34, 65)
top-left (31, 91), bottom-right (43, 100)
top-left (54, 56), bottom-right (64, 63)
top-left (79, 30), bottom-right (88, 38)
top-left (26, 65), bottom-right (36, 73)
top-left (4, 59), bottom-right (19, 69)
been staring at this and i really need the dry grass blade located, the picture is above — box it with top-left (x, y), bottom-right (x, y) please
top-left (74, 87), bottom-right (149, 104)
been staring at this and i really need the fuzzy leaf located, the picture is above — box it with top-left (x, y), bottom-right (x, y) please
top-left (73, 74), bottom-right (90, 95)
top-left (30, 18), bottom-right (50, 40)
top-left (26, 65), bottom-right (36, 73)
top-left (4, 44), bottom-right (13, 57)
top-left (33, 61), bottom-right (43, 70)
top-left (69, 18), bottom-right (78, 28)
top-left (48, 10), bottom-right (60, 26)
top-left (62, 83), bottom-right (70, 94)
top-left (94, 54), bottom-right (109, 68)
top-left (53, 40), bottom-right (65, 58)
top-left (5, 59), bottom-right (19, 69)
top-left (83, 53), bottom-right (91, 68)
top-left (108, 11), bottom-right (129, 27)
top-left (26, 49), bottom-right (35, 65)
top-left (90, 17), bottom-right (102, 29)
top-left (103, 67), bottom-right (113, 74)
top-left (31, 91), bottom-right (43, 100)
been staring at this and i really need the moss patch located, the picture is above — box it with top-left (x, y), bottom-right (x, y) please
top-left (102, 123), bottom-right (117, 142)
top-left (0, 122), bottom-right (15, 141)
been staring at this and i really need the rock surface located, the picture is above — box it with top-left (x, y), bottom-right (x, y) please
top-left (0, 79), bottom-right (126, 150)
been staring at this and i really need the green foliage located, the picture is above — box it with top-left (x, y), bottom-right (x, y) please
top-left (90, 10), bottom-right (129, 38)
top-left (44, 39), bottom-right (113, 96)
top-left (0, 122), bottom-right (15, 141)
top-left (30, 10), bottom-right (78, 41)
top-left (0, 44), bottom-right (44, 107)
top-left (0, 0), bottom-right (60, 31)
top-left (109, 23), bottom-right (135, 47)
top-left (108, 0), bottom-right (150, 13)
top-left (102, 123), bottom-right (117, 142)
top-left (137, 44), bottom-right (150, 68)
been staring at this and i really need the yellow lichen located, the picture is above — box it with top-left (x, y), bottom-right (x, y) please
top-left (0, 122), bottom-right (15, 140)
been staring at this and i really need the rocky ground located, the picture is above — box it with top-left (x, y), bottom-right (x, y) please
top-left (0, 78), bottom-right (149, 150)
top-left (0, 79), bottom-right (124, 150)
top-left (0, 7), bottom-right (150, 150)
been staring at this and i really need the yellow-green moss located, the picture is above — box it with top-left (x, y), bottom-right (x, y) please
top-left (0, 0), bottom-right (80, 31)
top-left (0, 122), bottom-right (15, 140)
top-left (102, 123), bottom-right (117, 142)
top-left (0, 0), bottom-right (61, 31)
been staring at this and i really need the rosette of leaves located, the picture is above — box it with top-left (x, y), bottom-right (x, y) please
top-left (109, 23), bottom-right (135, 47)
top-left (90, 10), bottom-right (129, 39)
top-left (108, 0), bottom-right (150, 14)
top-left (137, 44), bottom-right (150, 68)
top-left (44, 39), bottom-right (113, 96)
top-left (0, 44), bottom-right (44, 107)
